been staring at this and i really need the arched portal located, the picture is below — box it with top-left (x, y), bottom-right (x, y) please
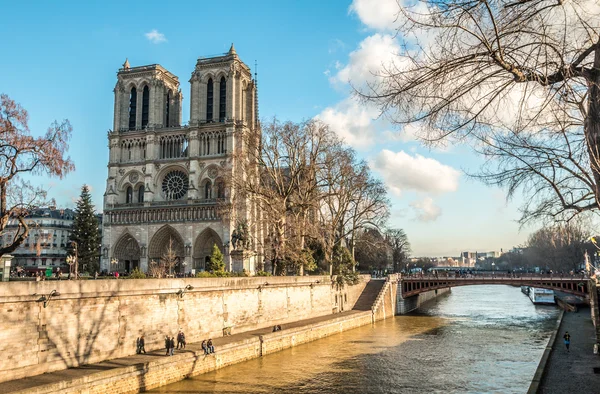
top-left (113, 233), bottom-right (141, 273)
top-left (193, 228), bottom-right (223, 271)
top-left (148, 225), bottom-right (185, 274)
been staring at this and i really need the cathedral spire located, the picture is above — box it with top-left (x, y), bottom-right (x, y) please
top-left (123, 58), bottom-right (130, 70)
top-left (228, 43), bottom-right (236, 55)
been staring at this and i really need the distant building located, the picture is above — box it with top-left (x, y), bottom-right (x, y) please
top-left (1, 208), bottom-right (75, 273)
top-left (460, 250), bottom-right (503, 267)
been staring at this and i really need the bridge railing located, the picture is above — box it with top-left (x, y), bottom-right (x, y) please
top-left (398, 272), bottom-right (589, 281)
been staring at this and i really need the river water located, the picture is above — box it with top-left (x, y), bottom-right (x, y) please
top-left (151, 285), bottom-right (560, 394)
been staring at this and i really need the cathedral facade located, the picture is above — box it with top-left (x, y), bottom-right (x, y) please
top-left (101, 45), bottom-right (260, 274)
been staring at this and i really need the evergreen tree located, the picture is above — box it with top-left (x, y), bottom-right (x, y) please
top-left (67, 185), bottom-right (101, 275)
top-left (206, 243), bottom-right (225, 272)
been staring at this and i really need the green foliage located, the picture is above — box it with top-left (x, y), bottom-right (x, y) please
top-left (332, 245), bottom-right (356, 275)
top-left (336, 270), bottom-right (360, 286)
top-left (128, 267), bottom-right (146, 279)
top-left (195, 271), bottom-right (215, 278)
top-left (67, 185), bottom-right (101, 274)
top-left (206, 243), bottom-right (225, 273)
top-left (255, 270), bottom-right (272, 277)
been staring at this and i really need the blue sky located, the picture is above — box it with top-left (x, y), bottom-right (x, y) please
top-left (0, 0), bottom-right (533, 256)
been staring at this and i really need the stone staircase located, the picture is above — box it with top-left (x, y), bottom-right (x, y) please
top-left (352, 279), bottom-right (386, 311)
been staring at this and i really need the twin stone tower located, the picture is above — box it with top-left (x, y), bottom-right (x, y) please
top-left (101, 45), bottom-right (261, 275)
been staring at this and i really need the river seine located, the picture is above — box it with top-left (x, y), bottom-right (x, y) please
top-left (151, 285), bottom-right (560, 394)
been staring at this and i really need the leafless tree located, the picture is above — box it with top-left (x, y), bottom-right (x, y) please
top-left (148, 260), bottom-right (166, 279)
top-left (385, 228), bottom-right (411, 273)
top-left (160, 238), bottom-right (178, 276)
top-left (0, 94), bottom-right (74, 257)
top-left (360, 0), bottom-right (600, 224)
top-left (525, 220), bottom-right (590, 272)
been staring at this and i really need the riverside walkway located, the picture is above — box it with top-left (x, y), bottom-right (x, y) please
top-left (538, 307), bottom-right (600, 393)
top-left (0, 310), bottom-right (370, 394)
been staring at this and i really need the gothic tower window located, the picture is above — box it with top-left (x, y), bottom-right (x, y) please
top-left (216, 180), bottom-right (225, 198)
top-left (141, 85), bottom-right (150, 128)
top-left (204, 181), bottom-right (212, 200)
top-left (137, 185), bottom-right (144, 203)
top-left (219, 77), bottom-right (226, 121)
top-left (165, 90), bottom-right (171, 127)
top-left (206, 78), bottom-right (213, 122)
top-left (128, 87), bottom-right (137, 130)
top-left (126, 186), bottom-right (133, 204)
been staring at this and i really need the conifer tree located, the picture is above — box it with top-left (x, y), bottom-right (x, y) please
top-left (67, 185), bottom-right (100, 274)
top-left (206, 243), bottom-right (225, 273)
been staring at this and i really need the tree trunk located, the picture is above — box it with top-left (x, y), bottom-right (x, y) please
top-left (585, 42), bottom-right (600, 209)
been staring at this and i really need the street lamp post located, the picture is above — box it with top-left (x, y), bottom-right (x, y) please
top-left (111, 258), bottom-right (119, 276)
top-left (66, 241), bottom-right (78, 280)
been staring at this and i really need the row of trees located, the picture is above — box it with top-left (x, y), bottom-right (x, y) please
top-left (228, 119), bottom-right (411, 275)
top-left (481, 221), bottom-right (597, 273)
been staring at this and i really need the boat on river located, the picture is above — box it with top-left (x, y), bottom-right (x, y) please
top-left (527, 287), bottom-right (555, 304)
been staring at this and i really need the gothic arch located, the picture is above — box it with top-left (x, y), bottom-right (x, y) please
top-left (148, 225), bottom-right (185, 262)
top-left (113, 233), bottom-right (141, 272)
top-left (200, 72), bottom-right (216, 84)
top-left (193, 228), bottom-right (223, 271)
top-left (118, 170), bottom-right (144, 190)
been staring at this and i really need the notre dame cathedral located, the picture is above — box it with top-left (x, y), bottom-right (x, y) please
top-left (101, 45), bottom-right (260, 274)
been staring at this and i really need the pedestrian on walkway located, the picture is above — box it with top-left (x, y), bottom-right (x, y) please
top-left (165, 335), bottom-right (170, 356)
top-left (201, 339), bottom-right (208, 355)
top-left (177, 330), bottom-right (185, 349)
top-left (564, 331), bottom-right (571, 352)
top-left (207, 338), bottom-right (215, 354)
top-left (137, 335), bottom-right (146, 354)
top-left (169, 336), bottom-right (175, 356)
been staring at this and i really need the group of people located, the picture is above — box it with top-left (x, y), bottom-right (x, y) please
top-left (163, 330), bottom-right (186, 356)
top-left (135, 330), bottom-right (218, 357)
top-left (201, 339), bottom-right (215, 355)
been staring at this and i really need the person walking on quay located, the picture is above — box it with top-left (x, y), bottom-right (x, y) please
top-left (564, 331), bottom-right (571, 352)
top-left (136, 335), bottom-right (146, 354)
top-left (165, 335), bottom-right (170, 356)
top-left (207, 338), bottom-right (215, 354)
top-left (169, 336), bottom-right (175, 356)
top-left (176, 330), bottom-right (184, 349)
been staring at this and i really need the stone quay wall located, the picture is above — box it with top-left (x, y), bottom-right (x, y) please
top-left (7, 311), bottom-right (374, 394)
top-left (396, 287), bottom-right (452, 314)
top-left (0, 275), bottom-right (369, 383)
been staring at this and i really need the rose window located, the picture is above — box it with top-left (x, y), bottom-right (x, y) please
top-left (162, 170), bottom-right (189, 200)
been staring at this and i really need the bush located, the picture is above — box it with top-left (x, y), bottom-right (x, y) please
top-left (195, 270), bottom-right (232, 278)
top-left (336, 270), bottom-right (360, 286)
top-left (129, 267), bottom-right (146, 279)
top-left (255, 270), bottom-right (272, 277)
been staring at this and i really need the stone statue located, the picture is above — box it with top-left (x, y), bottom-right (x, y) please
top-left (231, 221), bottom-right (250, 251)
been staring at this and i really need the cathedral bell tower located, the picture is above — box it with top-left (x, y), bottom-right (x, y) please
top-left (102, 46), bottom-right (261, 275)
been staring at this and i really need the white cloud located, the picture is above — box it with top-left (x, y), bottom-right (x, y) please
top-left (371, 149), bottom-right (460, 196)
top-left (349, 0), bottom-right (402, 31)
top-left (410, 197), bottom-right (442, 222)
top-left (332, 33), bottom-right (400, 87)
top-left (316, 97), bottom-right (380, 148)
top-left (145, 29), bottom-right (167, 44)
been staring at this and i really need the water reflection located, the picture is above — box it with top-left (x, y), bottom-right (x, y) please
top-left (151, 285), bottom-right (559, 394)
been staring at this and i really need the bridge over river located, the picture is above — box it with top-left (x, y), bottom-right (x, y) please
top-left (399, 273), bottom-right (591, 298)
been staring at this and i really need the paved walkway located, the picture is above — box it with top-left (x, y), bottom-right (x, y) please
top-left (0, 310), bottom-right (366, 393)
top-left (539, 307), bottom-right (600, 393)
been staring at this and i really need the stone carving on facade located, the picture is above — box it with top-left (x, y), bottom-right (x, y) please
top-left (155, 163), bottom-right (161, 170)
top-left (207, 166), bottom-right (218, 179)
top-left (219, 160), bottom-right (226, 168)
top-left (118, 169), bottom-right (125, 176)
top-left (198, 162), bottom-right (206, 169)
top-left (145, 182), bottom-right (152, 193)
top-left (142, 166), bottom-right (146, 174)
top-left (129, 172), bottom-right (139, 183)
top-left (185, 161), bottom-right (190, 169)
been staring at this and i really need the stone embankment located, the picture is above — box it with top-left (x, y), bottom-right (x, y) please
top-left (0, 275), bottom-right (368, 383)
top-left (0, 274), bottom-right (450, 394)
